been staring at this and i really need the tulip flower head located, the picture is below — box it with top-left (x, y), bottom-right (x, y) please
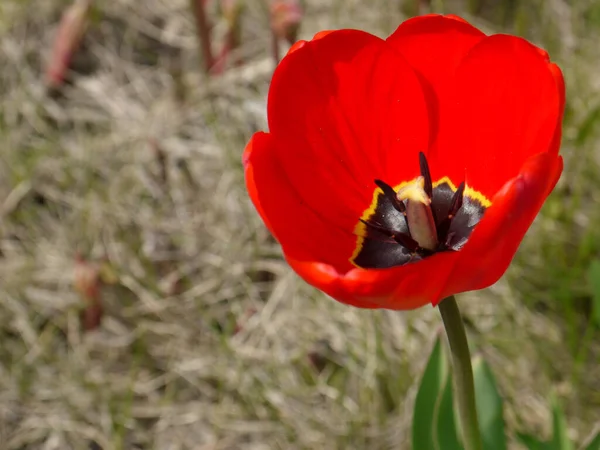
top-left (244, 15), bottom-right (564, 310)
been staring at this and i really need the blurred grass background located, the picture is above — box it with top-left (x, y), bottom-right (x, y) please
top-left (0, 0), bottom-right (599, 448)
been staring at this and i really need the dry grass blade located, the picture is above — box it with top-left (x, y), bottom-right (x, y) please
top-left (0, 0), bottom-right (597, 449)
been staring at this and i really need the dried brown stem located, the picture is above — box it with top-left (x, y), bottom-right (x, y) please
top-left (190, 0), bottom-right (215, 74)
top-left (271, 29), bottom-right (280, 66)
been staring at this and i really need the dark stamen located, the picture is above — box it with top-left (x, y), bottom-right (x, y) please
top-left (358, 219), bottom-right (396, 243)
top-left (419, 151), bottom-right (433, 199)
top-left (392, 232), bottom-right (421, 253)
top-left (360, 219), bottom-right (420, 253)
top-left (448, 181), bottom-right (465, 219)
top-left (352, 152), bottom-right (487, 269)
top-left (436, 181), bottom-right (466, 244)
top-left (374, 179), bottom-right (406, 214)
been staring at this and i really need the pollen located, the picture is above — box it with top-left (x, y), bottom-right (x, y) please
top-left (396, 176), bottom-right (431, 205)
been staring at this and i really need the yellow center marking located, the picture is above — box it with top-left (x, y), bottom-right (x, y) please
top-left (396, 176), bottom-right (431, 205)
top-left (349, 177), bottom-right (492, 267)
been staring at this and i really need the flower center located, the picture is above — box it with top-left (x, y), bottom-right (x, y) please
top-left (350, 152), bottom-right (490, 269)
top-left (396, 176), bottom-right (438, 251)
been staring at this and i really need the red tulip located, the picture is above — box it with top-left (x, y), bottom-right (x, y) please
top-left (243, 15), bottom-right (565, 310)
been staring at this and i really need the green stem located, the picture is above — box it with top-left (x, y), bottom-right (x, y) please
top-left (438, 295), bottom-right (482, 450)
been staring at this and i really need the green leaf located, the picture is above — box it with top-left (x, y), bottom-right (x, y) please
top-left (587, 259), bottom-right (600, 327)
top-left (517, 433), bottom-right (551, 450)
top-left (412, 337), bottom-right (450, 450)
top-left (472, 356), bottom-right (507, 450)
top-left (435, 375), bottom-right (463, 450)
top-left (517, 396), bottom-right (578, 450)
top-left (584, 430), bottom-right (600, 450)
top-left (549, 395), bottom-right (574, 450)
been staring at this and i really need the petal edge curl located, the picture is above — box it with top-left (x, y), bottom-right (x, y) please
top-left (440, 151), bottom-right (563, 301)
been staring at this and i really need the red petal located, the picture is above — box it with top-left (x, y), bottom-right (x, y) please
top-left (285, 30), bottom-right (334, 57)
top-left (287, 151), bottom-right (562, 310)
top-left (436, 34), bottom-right (562, 199)
top-left (243, 134), bottom-right (272, 232)
top-left (245, 19), bottom-right (565, 311)
top-left (267, 29), bottom-right (430, 235)
top-left (288, 250), bottom-right (461, 310)
top-left (244, 132), bottom-right (357, 272)
top-left (286, 259), bottom-right (381, 309)
top-left (387, 15), bottom-right (485, 151)
top-left (550, 63), bottom-right (566, 119)
top-left (440, 151), bottom-right (563, 301)
top-left (287, 39), bottom-right (307, 55)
